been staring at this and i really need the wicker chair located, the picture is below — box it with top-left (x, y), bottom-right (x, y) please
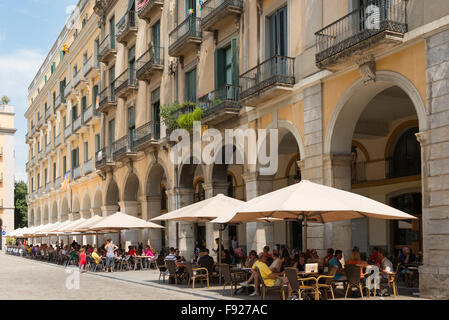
top-left (345, 264), bottom-right (364, 299)
top-left (157, 262), bottom-right (169, 283)
top-left (315, 265), bottom-right (337, 300)
top-left (218, 264), bottom-right (246, 296)
top-left (185, 261), bottom-right (209, 289)
top-left (166, 260), bottom-right (182, 285)
top-left (254, 267), bottom-right (285, 300)
top-left (285, 268), bottom-right (318, 300)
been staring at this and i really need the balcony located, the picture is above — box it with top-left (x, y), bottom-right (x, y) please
top-left (83, 104), bottom-right (99, 124)
top-left (201, 0), bottom-right (243, 32)
top-left (99, 34), bottom-right (117, 64)
top-left (54, 176), bottom-right (61, 189)
top-left (54, 133), bottom-right (62, 148)
top-left (37, 116), bottom-right (43, 129)
top-left (95, 147), bottom-right (115, 170)
top-left (115, 68), bottom-right (137, 99)
top-left (198, 84), bottom-right (241, 125)
top-left (38, 150), bottom-right (43, 160)
top-left (64, 124), bottom-right (72, 139)
top-left (55, 95), bottom-right (66, 111)
top-left (169, 16), bottom-right (202, 57)
top-left (83, 159), bottom-right (94, 175)
top-left (116, 10), bottom-right (137, 45)
top-left (138, 0), bottom-right (164, 22)
top-left (73, 70), bottom-right (87, 90)
top-left (45, 143), bottom-right (51, 154)
top-left (171, 103), bottom-right (197, 120)
top-left (98, 86), bottom-right (117, 113)
top-left (45, 108), bottom-right (51, 121)
top-left (239, 55), bottom-right (295, 107)
top-left (136, 46), bottom-right (164, 82)
top-left (134, 121), bottom-right (159, 151)
top-left (26, 132), bottom-right (33, 144)
top-left (315, 0), bottom-right (407, 71)
top-left (83, 55), bottom-right (100, 79)
top-left (112, 135), bottom-right (136, 162)
top-left (64, 82), bottom-right (72, 99)
top-left (72, 166), bottom-right (82, 180)
top-left (72, 116), bottom-right (82, 133)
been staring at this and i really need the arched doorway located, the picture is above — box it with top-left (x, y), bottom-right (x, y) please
top-left (104, 179), bottom-right (120, 244)
top-left (51, 201), bottom-right (58, 223)
top-left (60, 198), bottom-right (69, 222)
top-left (326, 72), bottom-right (426, 261)
top-left (121, 172), bottom-right (142, 247)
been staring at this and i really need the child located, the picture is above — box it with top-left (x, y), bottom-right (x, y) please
top-left (79, 248), bottom-right (87, 273)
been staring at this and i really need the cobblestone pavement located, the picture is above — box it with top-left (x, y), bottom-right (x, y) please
top-left (0, 252), bottom-right (424, 300)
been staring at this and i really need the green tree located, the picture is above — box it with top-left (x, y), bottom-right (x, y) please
top-left (14, 181), bottom-right (28, 228)
top-left (1, 95), bottom-right (11, 105)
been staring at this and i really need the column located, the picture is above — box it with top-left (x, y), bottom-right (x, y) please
top-left (166, 188), bottom-right (178, 248)
top-left (323, 154), bottom-right (353, 259)
top-left (203, 181), bottom-right (229, 259)
top-left (145, 195), bottom-right (163, 250)
top-left (243, 171), bottom-right (274, 253)
top-left (177, 187), bottom-right (195, 260)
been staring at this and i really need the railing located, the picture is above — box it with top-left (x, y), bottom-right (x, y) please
top-left (55, 94), bottom-right (65, 109)
top-left (99, 34), bottom-right (116, 58)
top-left (45, 181), bottom-right (51, 192)
top-left (115, 68), bottom-right (137, 93)
top-left (45, 143), bottom-right (51, 154)
top-left (201, 0), bottom-right (243, 24)
top-left (72, 166), bottom-right (82, 180)
top-left (95, 147), bottom-right (114, 167)
top-left (239, 55), bottom-right (295, 100)
top-left (169, 16), bottom-right (202, 49)
top-left (72, 116), bottom-right (82, 132)
top-left (351, 161), bottom-right (367, 184)
top-left (83, 104), bottom-right (95, 123)
top-left (171, 103), bottom-right (197, 120)
top-left (138, 0), bottom-right (164, 17)
top-left (116, 10), bottom-right (137, 39)
top-left (83, 158), bottom-right (94, 175)
top-left (386, 157), bottom-right (420, 179)
top-left (64, 124), bottom-right (72, 139)
top-left (38, 187), bottom-right (43, 196)
top-left (54, 176), bottom-right (61, 189)
top-left (198, 84), bottom-right (240, 117)
top-left (54, 133), bottom-right (62, 147)
top-left (38, 150), bottom-right (43, 160)
top-left (136, 46), bottom-right (164, 75)
top-left (112, 135), bottom-right (135, 159)
top-left (99, 85), bottom-right (116, 106)
top-left (31, 125), bottom-right (36, 135)
top-left (45, 108), bottom-right (51, 120)
top-left (83, 55), bottom-right (99, 77)
top-left (73, 70), bottom-right (85, 87)
top-left (37, 116), bottom-right (43, 127)
top-left (64, 81), bottom-right (72, 98)
top-left (315, 0), bottom-right (408, 63)
top-left (135, 121), bottom-right (154, 147)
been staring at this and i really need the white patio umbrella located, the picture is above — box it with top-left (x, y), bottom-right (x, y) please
top-left (88, 212), bottom-right (164, 248)
top-left (73, 215), bottom-right (106, 246)
top-left (210, 180), bottom-right (417, 249)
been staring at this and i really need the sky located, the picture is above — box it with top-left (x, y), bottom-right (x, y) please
top-left (0, 0), bottom-right (78, 182)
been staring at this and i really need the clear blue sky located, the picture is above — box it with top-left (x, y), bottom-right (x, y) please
top-left (0, 0), bottom-right (78, 182)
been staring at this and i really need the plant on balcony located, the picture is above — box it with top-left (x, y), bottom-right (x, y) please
top-left (161, 102), bottom-right (181, 132)
top-left (177, 106), bottom-right (203, 131)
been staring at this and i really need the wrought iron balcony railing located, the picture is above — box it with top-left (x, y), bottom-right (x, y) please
top-left (73, 70), bottom-right (86, 88)
top-left (83, 55), bottom-right (100, 77)
top-left (64, 81), bottom-right (72, 98)
top-left (134, 121), bottom-right (159, 150)
top-left (201, 0), bottom-right (243, 31)
top-left (98, 85), bottom-right (117, 111)
top-left (198, 84), bottom-right (240, 117)
top-left (116, 10), bottom-right (137, 44)
top-left (315, 0), bottom-right (408, 66)
top-left (45, 143), bottom-right (51, 154)
top-left (37, 115), bottom-right (43, 128)
top-left (95, 147), bottom-right (114, 168)
top-left (138, 0), bottom-right (164, 21)
top-left (72, 166), bottom-right (82, 180)
top-left (99, 34), bottom-right (116, 61)
top-left (54, 176), bottom-right (61, 189)
top-left (169, 16), bottom-right (202, 56)
top-left (83, 104), bottom-right (98, 123)
top-left (112, 135), bottom-right (136, 160)
top-left (45, 108), bottom-right (51, 121)
top-left (115, 67), bottom-right (137, 97)
top-left (54, 133), bottom-right (62, 148)
top-left (83, 158), bottom-right (94, 175)
top-left (64, 124), bottom-right (72, 139)
top-left (55, 94), bottom-right (65, 109)
top-left (136, 45), bottom-right (164, 81)
top-left (239, 55), bottom-right (295, 100)
top-left (72, 116), bottom-right (82, 132)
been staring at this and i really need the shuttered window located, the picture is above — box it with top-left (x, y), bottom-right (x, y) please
top-left (185, 68), bottom-right (197, 102)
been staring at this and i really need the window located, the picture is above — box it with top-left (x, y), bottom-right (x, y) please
top-left (44, 168), bottom-right (48, 185)
top-left (95, 134), bottom-right (100, 153)
top-left (109, 16), bottom-right (116, 49)
top-left (84, 142), bottom-right (89, 162)
top-left (390, 127), bottom-right (421, 178)
top-left (31, 178), bottom-right (34, 192)
top-left (63, 155), bottom-right (67, 175)
top-left (268, 7), bottom-right (287, 57)
top-left (37, 173), bottom-right (40, 188)
top-left (72, 148), bottom-right (79, 169)
top-left (214, 38), bottom-right (238, 98)
top-left (73, 65), bottom-right (78, 77)
top-left (185, 0), bottom-right (196, 17)
top-left (108, 119), bottom-right (115, 155)
top-left (63, 116), bottom-right (67, 129)
top-left (83, 52), bottom-right (88, 65)
top-left (72, 104), bottom-right (78, 122)
top-left (152, 88), bottom-right (161, 139)
top-left (51, 62), bottom-right (56, 74)
top-left (93, 84), bottom-right (99, 106)
top-left (109, 65), bottom-right (115, 97)
top-left (81, 96), bottom-right (87, 115)
top-left (53, 162), bottom-right (56, 181)
top-left (128, 107), bottom-right (136, 148)
top-left (128, 46), bottom-right (136, 80)
top-left (185, 68), bottom-right (197, 102)
top-left (152, 21), bottom-right (161, 62)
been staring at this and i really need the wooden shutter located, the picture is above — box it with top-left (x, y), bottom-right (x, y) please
top-left (231, 38), bottom-right (239, 87)
top-left (215, 49), bottom-right (226, 90)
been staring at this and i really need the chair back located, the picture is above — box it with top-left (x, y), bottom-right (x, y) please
top-left (345, 264), bottom-right (361, 285)
top-left (285, 268), bottom-right (299, 292)
top-left (185, 261), bottom-right (194, 277)
top-left (254, 267), bottom-right (266, 288)
top-left (200, 257), bottom-right (215, 275)
top-left (219, 264), bottom-right (232, 283)
top-left (166, 260), bottom-right (177, 276)
top-left (325, 265), bottom-right (338, 284)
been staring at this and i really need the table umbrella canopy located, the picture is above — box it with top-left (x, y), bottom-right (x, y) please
top-left (151, 193), bottom-right (245, 223)
top-left (46, 219), bottom-right (80, 235)
top-left (59, 218), bottom-right (87, 233)
top-left (210, 180), bottom-right (417, 224)
top-left (33, 222), bottom-right (63, 237)
top-left (73, 215), bottom-right (105, 232)
top-left (88, 212), bottom-right (164, 231)
top-left (7, 228), bottom-right (21, 237)
top-left (23, 224), bottom-right (52, 237)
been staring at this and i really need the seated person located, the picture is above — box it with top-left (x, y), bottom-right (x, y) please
top-left (307, 249), bottom-right (321, 265)
top-left (245, 250), bottom-right (258, 269)
top-left (293, 253), bottom-right (307, 272)
top-left (269, 252), bottom-right (282, 273)
top-left (263, 246), bottom-right (273, 266)
top-left (329, 250), bottom-right (346, 281)
top-left (253, 253), bottom-right (284, 297)
top-left (323, 248), bottom-right (334, 267)
top-left (197, 248), bottom-right (214, 274)
top-left (378, 249), bottom-right (393, 296)
top-left (165, 248), bottom-right (177, 262)
top-left (92, 248), bottom-right (102, 266)
top-left (128, 246), bottom-right (136, 256)
top-left (398, 247), bottom-right (416, 265)
top-left (220, 249), bottom-right (232, 265)
top-left (347, 249), bottom-right (367, 279)
top-left (369, 247), bottom-right (382, 266)
top-left (175, 249), bottom-right (186, 262)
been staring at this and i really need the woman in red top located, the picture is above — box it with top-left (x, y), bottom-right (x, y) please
top-left (79, 248), bottom-right (87, 273)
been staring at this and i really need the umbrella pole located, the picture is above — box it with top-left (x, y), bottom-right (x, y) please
top-left (219, 226), bottom-right (222, 285)
top-left (96, 232), bottom-right (98, 248)
top-left (303, 216), bottom-right (307, 252)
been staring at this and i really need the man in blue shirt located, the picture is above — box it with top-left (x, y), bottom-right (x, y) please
top-left (329, 250), bottom-right (346, 281)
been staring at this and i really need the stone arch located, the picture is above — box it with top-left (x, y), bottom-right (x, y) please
top-left (325, 71), bottom-right (428, 155)
top-left (43, 203), bottom-right (49, 224)
top-left (178, 156), bottom-right (203, 189)
top-left (72, 195), bottom-right (81, 219)
top-left (60, 197), bottom-right (69, 222)
top-left (145, 161), bottom-right (169, 197)
top-left (384, 119), bottom-right (420, 159)
top-left (122, 171), bottom-right (142, 202)
top-left (104, 178), bottom-right (120, 207)
top-left (30, 208), bottom-right (35, 227)
top-left (51, 200), bottom-right (58, 223)
top-left (82, 191), bottom-right (91, 218)
top-left (93, 188), bottom-right (103, 214)
top-left (36, 207), bottom-right (41, 226)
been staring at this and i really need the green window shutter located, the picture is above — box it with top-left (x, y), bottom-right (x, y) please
top-left (215, 49), bottom-right (226, 90)
top-left (84, 142), bottom-right (88, 162)
top-left (128, 107), bottom-right (135, 128)
top-left (95, 134), bottom-right (100, 153)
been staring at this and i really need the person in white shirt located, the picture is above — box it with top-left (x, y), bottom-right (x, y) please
top-left (378, 249), bottom-right (393, 296)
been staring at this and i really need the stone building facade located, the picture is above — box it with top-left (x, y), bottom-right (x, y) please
top-left (25, 0), bottom-right (449, 298)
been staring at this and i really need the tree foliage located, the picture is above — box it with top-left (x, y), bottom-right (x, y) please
top-left (1, 95), bottom-right (11, 105)
top-left (14, 181), bottom-right (28, 228)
